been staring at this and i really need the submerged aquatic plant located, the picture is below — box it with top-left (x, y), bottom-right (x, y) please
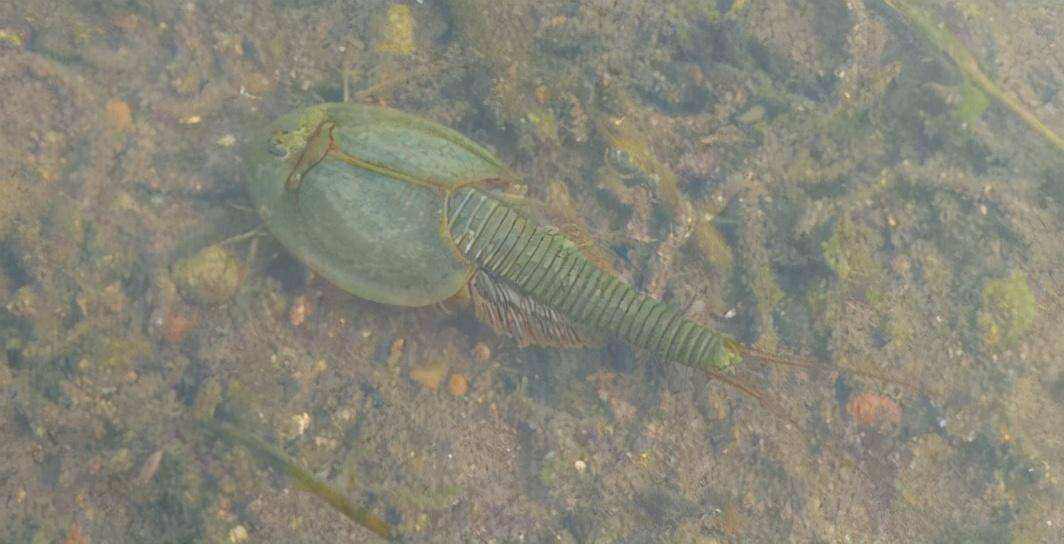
top-left (201, 419), bottom-right (394, 541)
top-left (884, 0), bottom-right (1064, 153)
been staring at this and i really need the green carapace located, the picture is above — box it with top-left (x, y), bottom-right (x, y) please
top-left (244, 103), bottom-right (741, 373)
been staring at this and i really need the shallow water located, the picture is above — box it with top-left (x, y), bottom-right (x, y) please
top-left (1, 1), bottom-right (1062, 542)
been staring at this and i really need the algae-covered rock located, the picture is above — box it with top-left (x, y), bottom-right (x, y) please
top-left (978, 271), bottom-right (1037, 350)
top-left (375, 4), bottom-right (416, 55)
top-left (172, 245), bottom-right (242, 305)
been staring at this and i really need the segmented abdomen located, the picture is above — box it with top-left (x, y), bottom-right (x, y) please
top-left (446, 187), bottom-right (738, 372)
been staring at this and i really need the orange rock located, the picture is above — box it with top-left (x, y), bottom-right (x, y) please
top-left (63, 522), bottom-right (89, 544)
top-left (110, 13), bottom-right (140, 33)
top-left (447, 373), bottom-right (469, 397)
top-left (721, 500), bottom-right (744, 540)
top-left (289, 294), bottom-right (317, 326)
top-left (163, 311), bottom-right (194, 345)
top-left (847, 392), bottom-right (902, 430)
top-left (105, 98), bottom-right (133, 132)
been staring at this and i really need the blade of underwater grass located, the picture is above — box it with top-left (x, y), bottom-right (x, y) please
top-left (200, 419), bottom-right (394, 541)
top-left (883, 0), bottom-right (1064, 154)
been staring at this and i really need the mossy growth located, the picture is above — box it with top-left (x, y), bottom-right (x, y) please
top-left (952, 79), bottom-right (990, 126)
top-left (82, 334), bottom-right (151, 382)
top-left (668, 1), bottom-right (720, 49)
top-left (691, 213), bottom-right (734, 278)
top-left (375, 4), bottom-right (417, 56)
top-left (819, 215), bottom-right (878, 283)
top-left (172, 245), bottom-right (243, 305)
top-left (444, 0), bottom-right (532, 69)
top-left (978, 271), bottom-right (1037, 350)
top-left (886, 0), bottom-right (1064, 152)
top-left (596, 116), bottom-right (683, 215)
top-left (744, 261), bottom-right (784, 322)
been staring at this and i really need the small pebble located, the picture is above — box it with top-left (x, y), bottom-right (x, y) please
top-left (410, 360), bottom-right (448, 391)
top-left (447, 373), bottom-right (469, 397)
top-left (472, 342), bottom-right (491, 362)
top-left (105, 98), bottom-right (134, 132)
top-left (291, 413), bottom-right (311, 437)
top-left (135, 450), bottom-right (164, 486)
top-left (228, 525), bottom-right (248, 543)
top-left (240, 71), bottom-right (274, 95)
top-left (289, 294), bottom-right (317, 327)
top-left (387, 337), bottom-right (405, 368)
top-left (846, 393), bottom-right (902, 430)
